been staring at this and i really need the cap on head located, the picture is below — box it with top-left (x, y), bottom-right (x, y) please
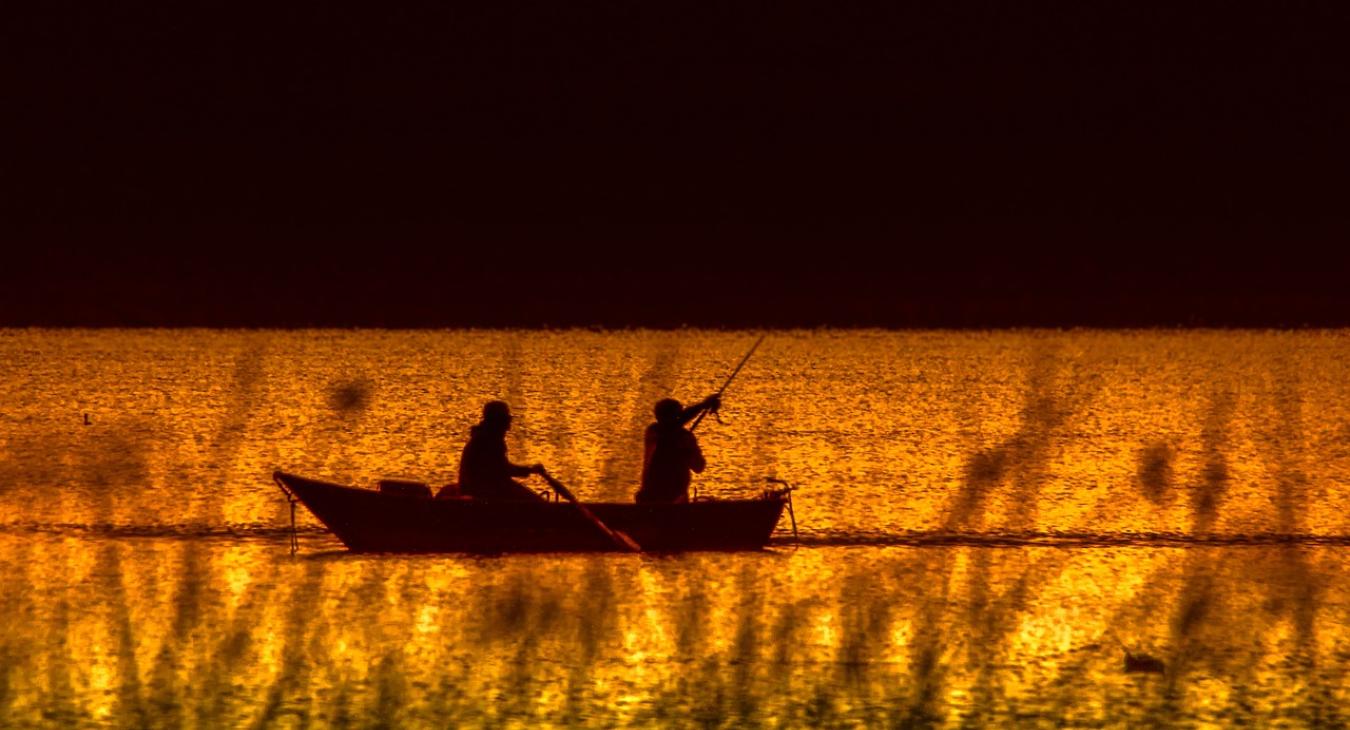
top-left (654, 398), bottom-right (683, 423)
top-left (482, 400), bottom-right (512, 426)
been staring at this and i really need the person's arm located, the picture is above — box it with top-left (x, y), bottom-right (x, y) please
top-left (688, 435), bottom-right (706, 473)
top-left (507, 454), bottom-right (545, 477)
top-left (678, 394), bottom-right (721, 426)
top-left (492, 435), bottom-right (541, 477)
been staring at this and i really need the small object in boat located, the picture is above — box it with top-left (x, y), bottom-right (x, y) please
top-left (1123, 651), bottom-right (1165, 674)
top-left (83, 413), bottom-right (91, 426)
top-left (434, 483), bottom-right (466, 500)
top-left (377, 479), bottom-right (432, 499)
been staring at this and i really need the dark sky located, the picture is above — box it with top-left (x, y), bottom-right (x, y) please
top-left (5, 1), bottom-right (1348, 326)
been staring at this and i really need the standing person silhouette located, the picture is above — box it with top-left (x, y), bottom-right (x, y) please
top-left (458, 400), bottom-right (546, 501)
top-left (635, 394), bottom-right (720, 504)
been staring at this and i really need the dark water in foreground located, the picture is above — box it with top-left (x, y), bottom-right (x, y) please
top-left (1, 329), bottom-right (1349, 727)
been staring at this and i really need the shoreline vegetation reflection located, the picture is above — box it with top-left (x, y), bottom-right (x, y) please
top-left (1, 329), bottom-right (1348, 727)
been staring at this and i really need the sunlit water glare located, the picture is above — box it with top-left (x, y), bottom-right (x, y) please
top-left (1, 329), bottom-right (1348, 727)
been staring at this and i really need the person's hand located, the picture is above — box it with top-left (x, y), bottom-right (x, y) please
top-left (531, 463), bottom-right (547, 476)
top-left (705, 394), bottom-right (722, 412)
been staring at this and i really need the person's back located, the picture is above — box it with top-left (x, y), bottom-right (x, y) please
top-left (634, 395), bottom-right (717, 504)
top-left (637, 421), bottom-right (704, 503)
top-left (458, 401), bottom-right (544, 502)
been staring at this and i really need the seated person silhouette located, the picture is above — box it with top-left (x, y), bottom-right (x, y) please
top-left (457, 400), bottom-right (546, 502)
top-left (635, 394), bottom-right (720, 504)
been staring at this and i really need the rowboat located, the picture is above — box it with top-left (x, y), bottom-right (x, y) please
top-left (272, 471), bottom-right (792, 553)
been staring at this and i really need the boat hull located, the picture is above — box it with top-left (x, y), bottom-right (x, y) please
top-left (274, 472), bottom-right (786, 553)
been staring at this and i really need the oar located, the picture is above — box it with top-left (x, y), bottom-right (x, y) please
top-left (689, 333), bottom-right (766, 432)
top-left (539, 469), bottom-right (641, 552)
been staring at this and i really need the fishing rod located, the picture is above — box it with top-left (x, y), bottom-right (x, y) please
top-left (690, 333), bottom-right (766, 432)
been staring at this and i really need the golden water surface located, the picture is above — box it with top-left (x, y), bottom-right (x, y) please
top-left (1, 329), bottom-right (1349, 727)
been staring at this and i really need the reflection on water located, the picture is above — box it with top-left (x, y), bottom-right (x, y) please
top-left (5, 538), bottom-right (1347, 727)
top-left (1, 329), bottom-right (1350, 726)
